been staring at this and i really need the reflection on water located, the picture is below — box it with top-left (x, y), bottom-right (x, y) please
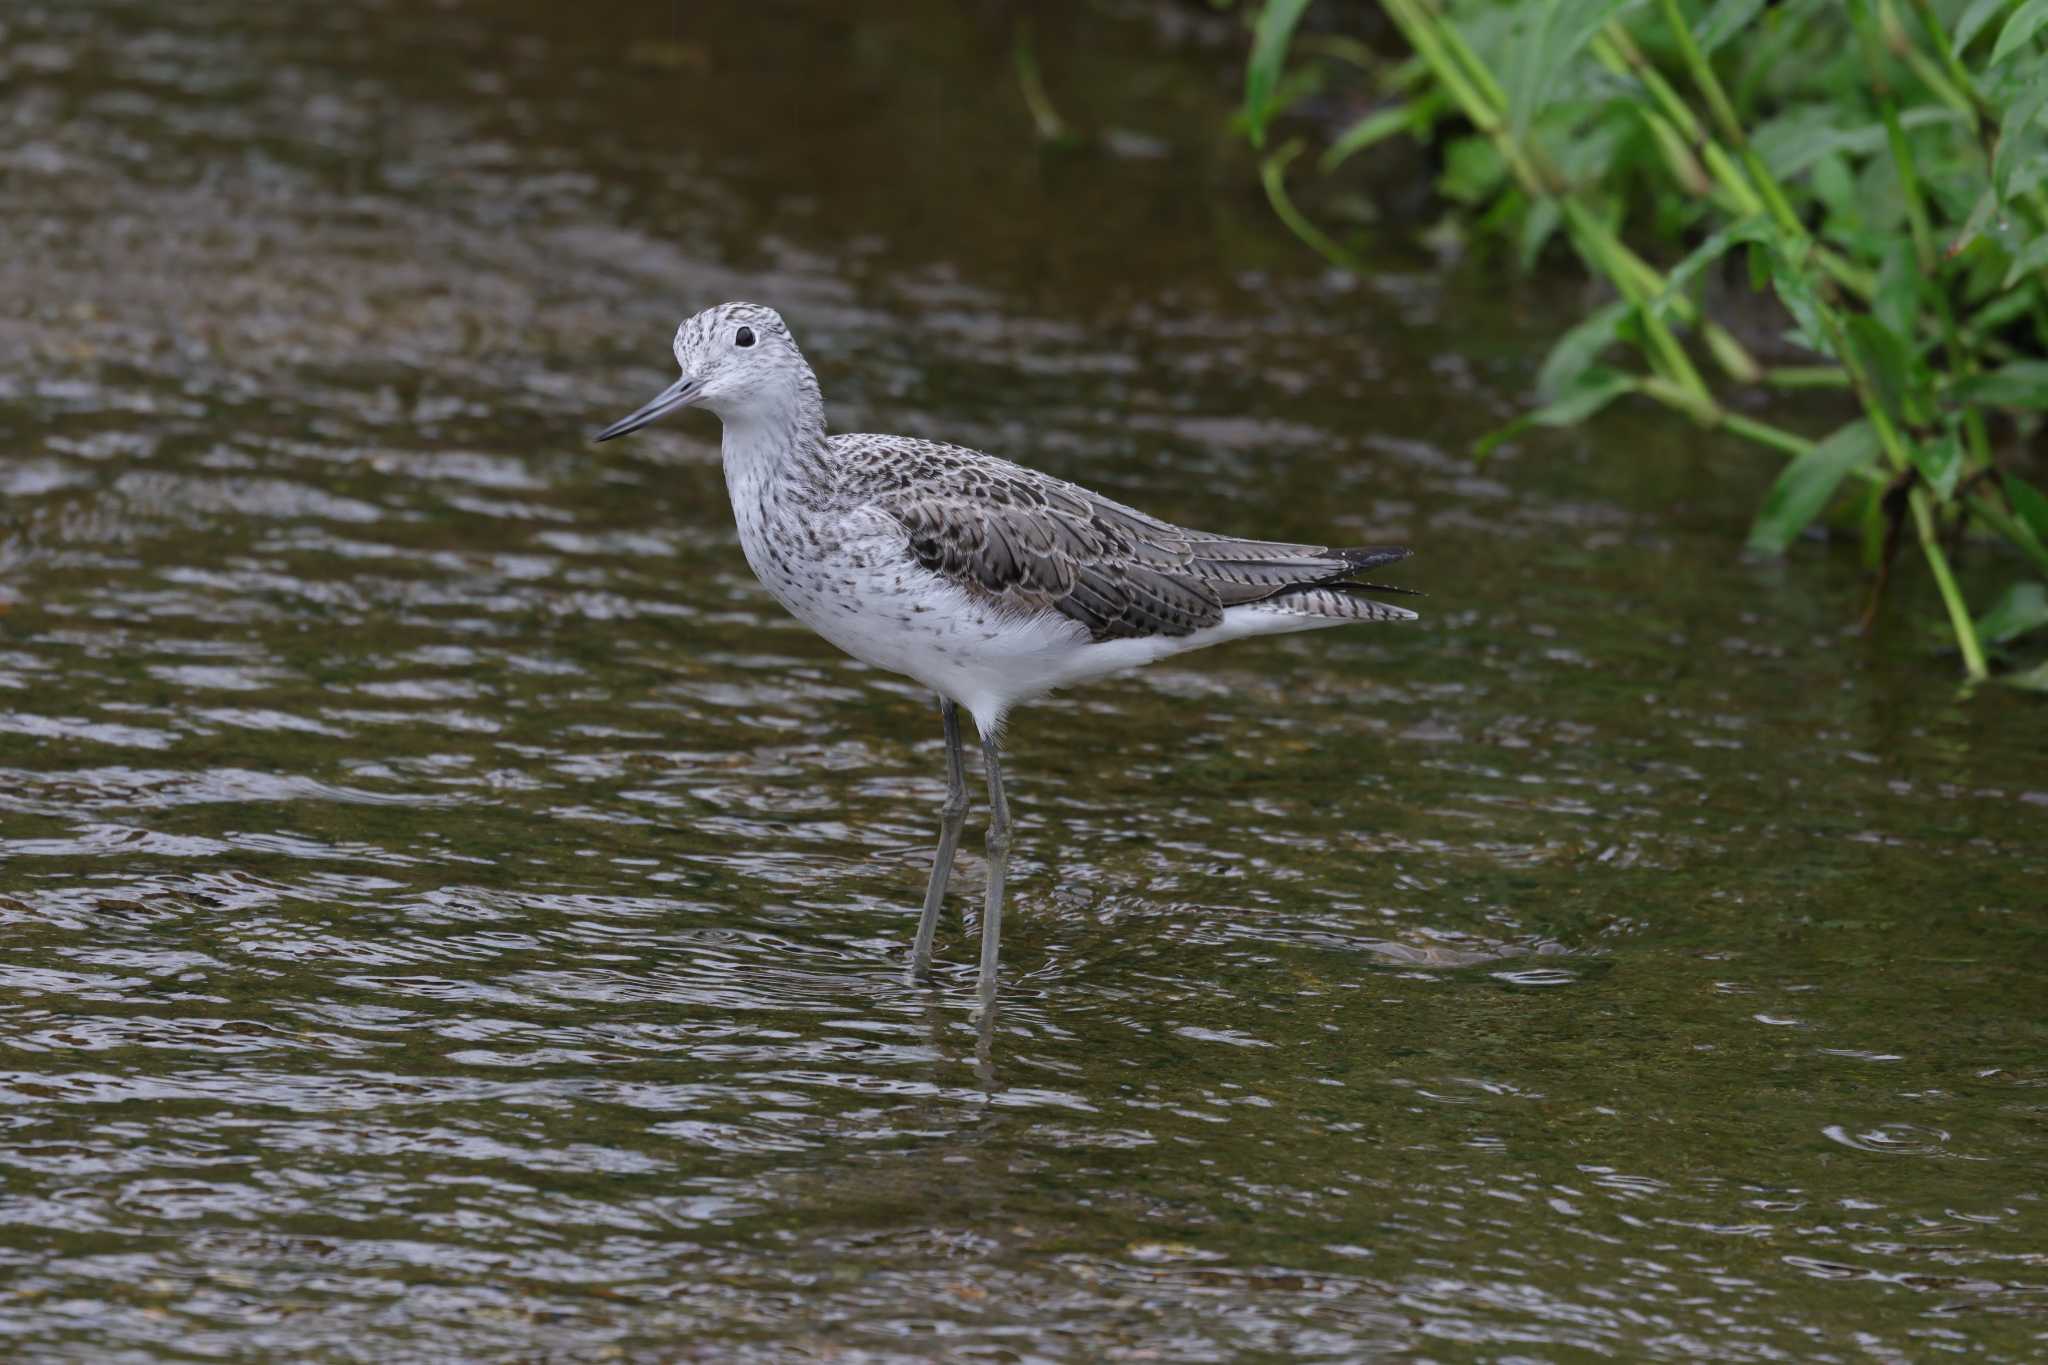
top-left (3, 0), bottom-right (2045, 1358)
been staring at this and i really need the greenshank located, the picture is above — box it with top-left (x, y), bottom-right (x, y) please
top-left (596, 302), bottom-right (1417, 1011)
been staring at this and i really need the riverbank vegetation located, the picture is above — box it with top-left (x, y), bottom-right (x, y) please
top-left (1242, 0), bottom-right (2048, 687)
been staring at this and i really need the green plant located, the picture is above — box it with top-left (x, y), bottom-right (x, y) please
top-left (1243, 0), bottom-right (2048, 687)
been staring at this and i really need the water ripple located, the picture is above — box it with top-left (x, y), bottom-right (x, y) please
top-left (0, 1), bottom-right (2042, 1359)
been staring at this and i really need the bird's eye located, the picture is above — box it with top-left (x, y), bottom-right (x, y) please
top-left (734, 326), bottom-right (755, 348)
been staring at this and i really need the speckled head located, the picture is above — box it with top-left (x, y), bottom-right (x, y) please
top-left (594, 302), bottom-right (818, 442)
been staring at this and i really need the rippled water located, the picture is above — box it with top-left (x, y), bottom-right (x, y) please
top-left (4, 1), bottom-right (2046, 1359)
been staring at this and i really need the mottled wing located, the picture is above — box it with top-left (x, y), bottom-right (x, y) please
top-left (848, 438), bottom-right (1411, 642)
top-left (889, 484), bottom-right (1222, 639)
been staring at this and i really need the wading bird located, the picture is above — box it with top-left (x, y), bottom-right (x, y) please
top-left (597, 303), bottom-right (1416, 1011)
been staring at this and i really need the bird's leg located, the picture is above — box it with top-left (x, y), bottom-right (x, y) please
top-left (911, 698), bottom-right (968, 980)
top-left (976, 728), bottom-right (1012, 1013)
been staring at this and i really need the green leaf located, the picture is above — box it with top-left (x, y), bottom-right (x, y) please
top-left (1517, 197), bottom-right (1564, 270)
top-left (1697, 0), bottom-right (1769, 54)
top-left (1997, 658), bottom-right (2048, 690)
top-left (1952, 360), bottom-right (2048, 407)
top-left (1504, 0), bottom-right (1628, 137)
top-left (1990, 0), bottom-right (2048, 63)
top-left (1950, 185), bottom-right (1999, 256)
top-left (1746, 419), bottom-right (1880, 555)
top-left (1846, 314), bottom-right (1933, 425)
top-left (1244, 0), bottom-right (1315, 149)
top-left (1765, 243), bottom-right (1834, 356)
top-left (1910, 431), bottom-right (1964, 500)
top-left (1753, 106), bottom-right (1967, 179)
top-left (1475, 367), bottom-right (1638, 459)
top-left (1536, 298), bottom-right (1632, 400)
top-left (1747, 239), bottom-right (1770, 291)
top-left (1874, 237), bottom-right (1916, 340)
top-left (1751, 105), bottom-right (1839, 178)
top-left (2008, 143), bottom-right (2048, 198)
top-left (1321, 103), bottom-right (1416, 170)
top-left (1809, 152), bottom-right (1857, 229)
top-left (2005, 472), bottom-right (2048, 540)
top-left (1643, 218), bottom-right (1771, 328)
top-left (2001, 229), bottom-right (2048, 286)
top-left (1956, 0), bottom-right (2016, 52)
top-left (1975, 580), bottom-right (2048, 644)
top-left (1440, 134), bottom-right (1505, 204)
top-left (1993, 76), bottom-right (2048, 197)
top-left (1969, 283), bottom-right (2038, 333)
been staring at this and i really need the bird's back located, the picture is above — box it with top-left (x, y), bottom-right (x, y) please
top-left (823, 433), bottom-right (1417, 644)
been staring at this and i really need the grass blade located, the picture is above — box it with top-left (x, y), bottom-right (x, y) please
top-left (1536, 298), bottom-right (1631, 399)
top-left (1955, 0), bottom-right (2016, 52)
top-left (2005, 472), bottom-right (2048, 541)
top-left (1989, 0), bottom-right (2048, 63)
top-left (1245, 0), bottom-right (1316, 148)
top-left (1258, 140), bottom-right (1363, 271)
top-left (1976, 580), bottom-right (2048, 644)
top-left (1910, 431), bottom-right (1964, 500)
top-left (1845, 315), bottom-right (1934, 425)
top-left (1505, 0), bottom-right (1628, 137)
top-left (1696, 0), bottom-right (1769, 55)
top-left (1746, 419), bottom-right (1880, 555)
top-left (1476, 367), bottom-right (1639, 458)
top-left (1999, 659), bottom-right (2048, 689)
top-left (1951, 359), bottom-right (2048, 406)
top-left (1322, 103), bottom-right (1418, 170)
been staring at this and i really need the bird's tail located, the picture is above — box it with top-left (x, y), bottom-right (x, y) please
top-left (1262, 583), bottom-right (1420, 622)
top-left (1269, 545), bottom-right (1419, 621)
top-left (1165, 533), bottom-right (1420, 626)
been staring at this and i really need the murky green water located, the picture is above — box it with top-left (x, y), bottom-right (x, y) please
top-left (4, 1), bottom-right (2045, 1359)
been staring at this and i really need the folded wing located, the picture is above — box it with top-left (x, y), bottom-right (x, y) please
top-left (864, 446), bottom-right (1413, 643)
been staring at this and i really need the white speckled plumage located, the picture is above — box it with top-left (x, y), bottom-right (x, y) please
top-left (596, 302), bottom-right (1418, 1011)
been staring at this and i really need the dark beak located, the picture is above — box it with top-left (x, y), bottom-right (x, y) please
top-left (594, 375), bottom-right (700, 442)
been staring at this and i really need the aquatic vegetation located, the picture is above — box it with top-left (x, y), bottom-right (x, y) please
top-left (1243, 0), bottom-right (2048, 686)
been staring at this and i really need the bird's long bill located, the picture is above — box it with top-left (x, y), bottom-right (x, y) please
top-left (594, 375), bottom-right (699, 442)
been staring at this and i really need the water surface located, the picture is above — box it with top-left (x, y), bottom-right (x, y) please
top-left (3, 1), bottom-right (2045, 1359)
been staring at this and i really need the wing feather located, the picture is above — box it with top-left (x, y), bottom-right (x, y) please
top-left (836, 435), bottom-right (1413, 642)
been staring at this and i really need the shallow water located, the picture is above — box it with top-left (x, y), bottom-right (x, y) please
top-left (3, 1), bottom-right (2046, 1359)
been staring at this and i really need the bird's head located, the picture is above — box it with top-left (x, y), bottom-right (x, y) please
top-left (595, 301), bottom-right (812, 441)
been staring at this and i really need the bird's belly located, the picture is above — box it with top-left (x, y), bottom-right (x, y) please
top-left (739, 525), bottom-right (1095, 719)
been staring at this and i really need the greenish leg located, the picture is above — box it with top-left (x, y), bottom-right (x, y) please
top-left (910, 698), bottom-right (967, 979)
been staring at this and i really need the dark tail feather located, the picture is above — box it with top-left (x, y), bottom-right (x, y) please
top-left (1331, 546), bottom-right (1421, 597)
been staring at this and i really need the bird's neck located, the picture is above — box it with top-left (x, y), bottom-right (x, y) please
top-left (718, 375), bottom-right (832, 497)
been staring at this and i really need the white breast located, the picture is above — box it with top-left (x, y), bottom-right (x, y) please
top-left (723, 458), bottom-right (1355, 733)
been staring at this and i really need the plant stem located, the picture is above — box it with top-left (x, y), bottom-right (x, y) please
top-left (1381, 0), bottom-right (1556, 196)
top-left (1763, 366), bottom-right (1853, 389)
top-left (1013, 21), bottom-right (1068, 144)
top-left (1258, 141), bottom-right (1362, 272)
top-left (1656, 0), bottom-right (1744, 147)
top-left (1721, 410), bottom-right (1820, 458)
top-left (1564, 202), bottom-right (1713, 405)
top-left (1911, 488), bottom-right (1989, 679)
